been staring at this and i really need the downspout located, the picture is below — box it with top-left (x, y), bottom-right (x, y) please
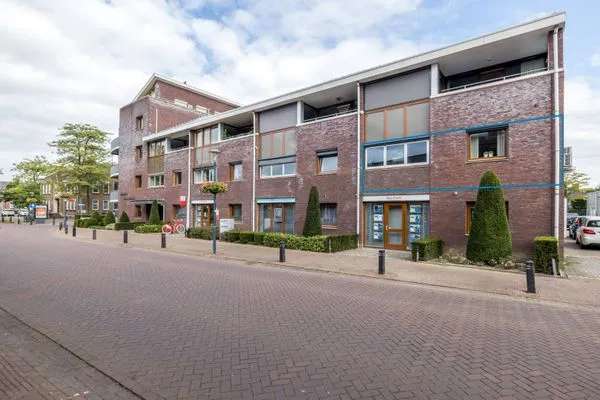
top-left (186, 131), bottom-right (192, 230)
top-left (356, 82), bottom-right (361, 239)
top-left (252, 113), bottom-right (257, 232)
top-left (552, 27), bottom-right (561, 239)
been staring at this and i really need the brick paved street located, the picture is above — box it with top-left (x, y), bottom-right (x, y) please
top-left (1, 224), bottom-right (600, 399)
top-left (564, 239), bottom-right (600, 279)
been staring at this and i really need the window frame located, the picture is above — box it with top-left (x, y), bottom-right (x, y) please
top-left (320, 203), bottom-right (337, 227)
top-left (135, 175), bottom-right (143, 189)
top-left (229, 162), bottom-right (243, 181)
top-left (91, 199), bottom-right (99, 210)
top-left (364, 99), bottom-right (430, 142)
top-left (193, 166), bottom-right (216, 184)
top-left (260, 162), bottom-right (296, 178)
top-left (172, 171), bottom-right (183, 186)
top-left (365, 140), bottom-right (429, 169)
top-left (317, 152), bottom-right (338, 174)
top-left (148, 174), bottom-right (165, 188)
top-left (229, 204), bottom-right (242, 222)
top-left (259, 129), bottom-right (296, 159)
top-left (135, 145), bottom-right (143, 161)
top-left (467, 127), bottom-right (508, 161)
top-left (102, 200), bottom-right (109, 211)
top-left (135, 115), bottom-right (144, 131)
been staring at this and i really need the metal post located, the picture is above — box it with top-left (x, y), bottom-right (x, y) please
top-left (551, 258), bottom-right (557, 276)
top-left (526, 260), bottom-right (536, 293)
top-left (161, 233), bottom-right (166, 248)
top-left (123, 230), bottom-right (128, 244)
top-left (17, 216), bottom-right (20, 224)
top-left (211, 192), bottom-right (217, 255)
top-left (59, 221), bottom-right (63, 231)
top-left (52, 216), bottom-right (56, 226)
top-left (72, 225), bottom-right (76, 237)
top-left (1, 215), bottom-right (3, 223)
top-left (92, 229), bottom-right (97, 240)
top-left (64, 223), bottom-right (68, 235)
top-left (378, 249), bottom-right (385, 275)
top-left (279, 240), bottom-right (286, 262)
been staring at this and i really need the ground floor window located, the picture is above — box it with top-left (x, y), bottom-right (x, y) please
top-left (365, 202), bottom-right (429, 249)
top-left (229, 204), bottom-right (242, 222)
top-left (320, 203), bottom-right (337, 226)
top-left (259, 203), bottom-right (294, 233)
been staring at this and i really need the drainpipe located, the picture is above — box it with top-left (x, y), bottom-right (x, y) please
top-left (252, 112), bottom-right (257, 232)
top-left (552, 27), bottom-right (561, 239)
top-left (356, 82), bottom-right (361, 238)
top-left (186, 130), bottom-right (192, 230)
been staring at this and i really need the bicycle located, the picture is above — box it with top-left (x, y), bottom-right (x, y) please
top-left (161, 218), bottom-right (185, 234)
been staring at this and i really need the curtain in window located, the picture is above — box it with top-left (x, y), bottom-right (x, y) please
top-left (497, 131), bottom-right (506, 157)
top-left (470, 135), bottom-right (479, 159)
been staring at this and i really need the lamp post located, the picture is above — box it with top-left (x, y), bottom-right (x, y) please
top-left (205, 148), bottom-right (224, 255)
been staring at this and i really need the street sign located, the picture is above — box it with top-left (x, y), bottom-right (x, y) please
top-left (219, 218), bottom-right (235, 233)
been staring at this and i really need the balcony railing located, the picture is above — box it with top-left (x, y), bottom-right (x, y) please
top-left (147, 155), bottom-right (164, 174)
top-left (195, 146), bottom-right (217, 166)
top-left (302, 108), bottom-right (357, 124)
top-left (110, 164), bottom-right (119, 177)
top-left (109, 190), bottom-right (119, 202)
top-left (441, 67), bottom-right (549, 93)
top-left (110, 137), bottom-right (120, 155)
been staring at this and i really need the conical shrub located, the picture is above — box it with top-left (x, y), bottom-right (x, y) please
top-left (302, 186), bottom-right (322, 237)
top-left (119, 211), bottom-right (130, 223)
top-left (148, 200), bottom-right (161, 225)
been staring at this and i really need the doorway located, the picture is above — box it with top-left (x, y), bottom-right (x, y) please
top-left (383, 203), bottom-right (408, 250)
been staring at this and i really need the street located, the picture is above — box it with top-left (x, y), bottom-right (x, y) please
top-left (1, 224), bottom-right (600, 399)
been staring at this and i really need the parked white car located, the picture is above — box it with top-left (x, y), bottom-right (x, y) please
top-left (576, 216), bottom-right (600, 249)
top-left (1, 209), bottom-right (15, 216)
top-left (19, 209), bottom-right (29, 216)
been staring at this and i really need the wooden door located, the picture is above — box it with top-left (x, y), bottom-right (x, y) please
top-left (384, 203), bottom-right (407, 250)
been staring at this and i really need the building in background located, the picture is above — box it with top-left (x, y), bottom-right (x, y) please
top-left (588, 191), bottom-right (600, 217)
top-left (114, 13), bottom-right (565, 255)
top-left (40, 174), bottom-right (111, 217)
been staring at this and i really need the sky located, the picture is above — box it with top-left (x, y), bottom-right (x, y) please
top-left (0, 0), bottom-right (599, 186)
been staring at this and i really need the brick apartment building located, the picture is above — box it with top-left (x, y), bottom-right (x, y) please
top-left (114, 13), bottom-right (565, 255)
top-left (41, 175), bottom-right (111, 218)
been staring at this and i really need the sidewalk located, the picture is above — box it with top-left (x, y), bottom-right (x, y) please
top-left (63, 227), bottom-right (600, 308)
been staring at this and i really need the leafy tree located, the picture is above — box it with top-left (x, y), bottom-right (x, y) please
top-left (564, 169), bottom-right (590, 200)
top-left (49, 123), bottom-right (110, 212)
top-left (302, 186), bottom-right (322, 237)
top-left (0, 178), bottom-right (43, 208)
top-left (90, 211), bottom-right (102, 226)
top-left (148, 200), bottom-right (162, 224)
top-left (119, 211), bottom-right (130, 223)
top-left (12, 156), bottom-right (49, 184)
top-left (103, 211), bottom-right (115, 225)
top-left (466, 171), bottom-right (512, 264)
top-left (570, 198), bottom-right (587, 215)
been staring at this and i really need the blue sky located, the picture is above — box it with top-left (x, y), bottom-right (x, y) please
top-left (0, 0), bottom-right (598, 185)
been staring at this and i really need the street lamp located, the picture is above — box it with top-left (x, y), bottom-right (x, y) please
top-left (201, 148), bottom-right (229, 255)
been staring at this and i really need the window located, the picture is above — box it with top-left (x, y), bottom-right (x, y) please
top-left (113, 180), bottom-right (119, 191)
top-left (230, 204), bottom-right (242, 222)
top-left (260, 162), bottom-right (296, 178)
top-left (135, 205), bottom-right (142, 218)
top-left (148, 174), bottom-right (164, 188)
top-left (102, 200), bottom-right (109, 211)
top-left (135, 175), bottom-right (142, 188)
top-left (260, 130), bottom-right (296, 159)
top-left (195, 126), bottom-right (219, 147)
top-left (92, 184), bottom-right (99, 194)
top-left (466, 201), bottom-right (509, 234)
top-left (259, 203), bottom-right (294, 233)
top-left (135, 146), bottom-right (143, 161)
top-left (148, 140), bottom-right (166, 157)
top-left (66, 200), bottom-right (76, 211)
top-left (230, 162), bottom-right (243, 181)
top-left (588, 220), bottom-right (600, 228)
top-left (135, 115), bottom-right (143, 130)
top-left (317, 151), bottom-right (338, 174)
top-left (365, 140), bottom-right (429, 168)
top-left (103, 183), bottom-right (110, 194)
top-left (173, 171), bottom-right (182, 186)
top-left (320, 204), bottom-right (337, 226)
top-left (92, 200), bottom-right (99, 210)
top-left (365, 101), bottom-right (429, 141)
top-left (194, 166), bottom-right (215, 183)
top-left (468, 128), bottom-right (506, 160)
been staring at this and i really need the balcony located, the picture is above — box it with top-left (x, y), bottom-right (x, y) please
top-left (109, 190), bottom-right (119, 202)
top-left (110, 164), bottom-right (119, 177)
top-left (110, 137), bottom-right (119, 155)
top-left (147, 155), bottom-right (164, 174)
top-left (195, 146), bottom-right (217, 166)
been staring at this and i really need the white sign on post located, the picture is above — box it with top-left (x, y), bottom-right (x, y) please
top-left (219, 218), bottom-right (235, 233)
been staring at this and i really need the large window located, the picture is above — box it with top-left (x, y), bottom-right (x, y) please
top-left (260, 130), bottom-right (296, 159)
top-left (468, 128), bottom-right (506, 160)
top-left (317, 151), bottom-right (338, 174)
top-left (230, 162), bottom-right (243, 181)
top-left (259, 203), bottom-right (294, 233)
top-left (365, 140), bottom-right (428, 168)
top-left (194, 166), bottom-right (216, 183)
top-left (148, 174), bottom-right (164, 188)
top-left (320, 204), bottom-right (337, 226)
top-left (148, 140), bottom-right (166, 157)
top-left (365, 101), bottom-right (429, 141)
top-left (230, 204), bottom-right (242, 222)
top-left (260, 161), bottom-right (296, 178)
top-left (195, 126), bottom-right (219, 147)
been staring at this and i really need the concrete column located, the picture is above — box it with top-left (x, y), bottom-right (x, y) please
top-left (430, 63), bottom-right (439, 97)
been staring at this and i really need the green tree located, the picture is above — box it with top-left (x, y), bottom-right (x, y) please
top-left (12, 156), bottom-right (49, 184)
top-left (148, 200), bottom-right (161, 224)
top-left (570, 198), bottom-right (587, 215)
top-left (0, 178), bottom-right (43, 208)
top-left (564, 169), bottom-right (590, 200)
top-left (466, 171), bottom-right (512, 264)
top-left (49, 123), bottom-right (110, 212)
top-left (302, 186), bottom-right (322, 237)
top-left (119, 211), bottom-right (130, 223)
top-left (103, 210), bottom-right (115, 225)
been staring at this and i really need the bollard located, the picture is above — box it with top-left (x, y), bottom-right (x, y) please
top-left (279, 240), bottom-right (286, 262)
top-left (92, 229), bottom-right (97, 240)
top-left (123, 230), bottom-right (128, 244)
top-left (17, 217), bottom-right (20, 224)
top-left (64, 224), bottom-right (68, 235)
top-left (378, 249), bottom-right (385, 275)
top-left (59, 221), bottom-right (63, 231)
top-left (161, 233), bottom-right (166, 248)
top-left (1, 215), bottom-right (3, 223)
top-left (72, 225), bottom-right (76, 237)
top-left (52, 217), bottom-right (56, 226)
top-left (9, 216), bottom-right (13, 223)
top-left (526, 260), bottom-right (536, 293)
top-left (30, 218), bottom-right (33, 225)
top-left (551, 258), bottom-right (557, 276)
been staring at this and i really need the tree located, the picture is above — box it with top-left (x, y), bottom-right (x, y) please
top-left (103, 211), bottom-right (115, 225)
top-left (466, 171), bottom-right (512, 264)
top-left (119, 211), bottom-right (130, 223)
top-left (201, 182), bottom-right (229, 254)
top-left (0, 178), bottom-right (43, 208)
top-left (49, 123), bottom-right (110, 212)
top-left (302, 186), bottom-right (322, 237)
top-left (564, 169), bottom-right (590, 200)
top-left (571, 198), bottom-right (587, 215)
top-left (12, 156), bottom-right (50, 184)
top-left (148, 200), bottom-right (162, 225)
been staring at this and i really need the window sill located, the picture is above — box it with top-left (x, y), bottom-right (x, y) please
top-left (260, 175), bottom-right (297, 180)
top-left (466, 157), bottom-right (508, 164)
top-left (317, 171), bottom-right (337, 176)
top-left (365, 162), bottom-right (429, 171)
top-left (322, 225), bottom-right (338, 230)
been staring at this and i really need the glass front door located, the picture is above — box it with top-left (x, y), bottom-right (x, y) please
top-left (259, 203), bottom-right (294, 233)
top-left (193, 204), bottom-right (213, 228)
top-left (384, 203), bottom-right (407, 250)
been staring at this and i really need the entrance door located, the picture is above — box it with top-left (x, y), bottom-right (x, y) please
top-left (384, 203), bottom-right (407, 250)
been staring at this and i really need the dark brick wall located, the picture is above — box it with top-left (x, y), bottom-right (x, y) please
top-left (155, 81), bottom-right (237, 113)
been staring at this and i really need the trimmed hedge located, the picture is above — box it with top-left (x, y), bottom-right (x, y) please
top-left (187, 227), bottom-right (213, 240)
top-left (411, 238), bottom-right (444, 261)
top-left (222, 230), bottom-right (240, 242)
top-left (253, 232), bottom-right (265, 245)
top-left (533, 236), bottom-right (559, 274)
top-left (114, 222), bottom-right (134, 230)
top-left (238, 231), bottom-right (254, 244)
top-left (302, 186), bottom-right (322, 236)
top-left (134, 224), bottom-right (163, 234)
top-left (103, 211), bottom-right (115, 225)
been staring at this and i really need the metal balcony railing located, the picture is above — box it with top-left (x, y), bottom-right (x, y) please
top-left (441, 67), bottom-right (549, 93)
top-left (302, 108), bottom-right (357, 124)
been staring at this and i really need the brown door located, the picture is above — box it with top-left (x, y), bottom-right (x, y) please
top-left (384, 203), bottom-right (407, 250)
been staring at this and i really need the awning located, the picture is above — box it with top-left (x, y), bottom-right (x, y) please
top-left (363, 194), bottom-right (430, 202)
top-left (191, 199), bottom-right (214, 205)
top-left (256, 197), bottom-right (295, 204)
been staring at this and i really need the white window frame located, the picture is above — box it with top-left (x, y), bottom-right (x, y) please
top-left (91, 185), bottom-right (100, 194)
top-left (365, 140), bottom-right (429, 169)
top-left (194, 166), bottom-right (216, 184)
top-left (148, 174), bottom-right (165, 188)
top-left (92, 199), bottom-right (99, 210)
top-left (102, 200), bottom-right (109, 211)
top-left (231, 163), bottom-right (243, 181)
top-left (260, 162), bottom-right (296, 178)
top-left (318, 154), bottom-right (338, 174)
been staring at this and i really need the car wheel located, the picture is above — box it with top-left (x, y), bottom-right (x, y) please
top-left (579, 241), bottom-right (587, 249)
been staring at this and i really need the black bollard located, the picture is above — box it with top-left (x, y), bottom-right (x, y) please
top-left (123, 230), bottom-right (128, 244)
top-left (526, 260), bottom-right (536, 293)
top-left (30, 218), bottom-right (33, 225)
top-left (17, 217), bottom-right (20, 224)
top-left (92, 229), bottom-right (97, 240)
top-left (161, 233), bottom-right (166, 248)
top-left (72, 225), bottom-right (76, 237)
top-left (52, 217), bottom-right (56, 226)
top-left (64, 224), bottom-right (68, 235)
top-left (1, 215), bottom-right (4, 223)
top-left (378, 249), bottom-right (385, 275)
top-left (9, 216), bottom-right (13, 223)
top-left (279, 240), bottom-right (286, 262)
top-left (59, 221), bottom-right (63, 231)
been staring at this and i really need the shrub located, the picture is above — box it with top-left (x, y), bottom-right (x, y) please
top-left (134, 224), bottom-right (163, 234)
top-left (466, 171), bottom-right (512, 264)
top-left (327, 234), bottom-right (359, 252)
top-left (187, 227), bottom-right (213, 240)
top-left (302, 186), bottom-right (322, 237)
top-left (253, 232), bottom-right (266, 245)
top-left (105, 223), bottom-right (115, 230)
top-left (90, 211), bottom-right (102, 226)
top-left (533, 236), bottom-right (559, 274)
top-left (148, 200), bottom-right (161, 225)
top-left (119, 211), bottom-right (130, 223)
top-left (103, 211), bottom-right (115, 225)
top-left (114, 222), bottom-right (134, 230)
top-left (238, 231), bottom-right (255, 244)
top-left (412, 238), bottom-right (444, 261)
top-left (222, 230), bottom-right (240, 242)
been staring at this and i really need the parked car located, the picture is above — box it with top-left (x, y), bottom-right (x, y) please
top-left (1, 209), bottom-right (15, 217)
top-left (570, 216), bottom-right (585, 239)
top-left (576, 216), bottom-right (600, 249)
top-left (18, 209), bottom-right (29, 216)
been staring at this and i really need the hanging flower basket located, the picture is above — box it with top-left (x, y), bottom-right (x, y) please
top-left (201, 182), bottom-right (229, 195)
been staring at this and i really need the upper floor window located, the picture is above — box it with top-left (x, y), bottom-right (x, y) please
top-left (365, 101), bottom-right (429, 142)
top-left (148, 140), bottom-right (165, 157)
top-left (317, 150), bottom-right (338, 174)
top-left (194, 166), bottom-right (215, 183)
top-left (260, 161), bottom-right (296, 178)
top-left (195, 126), bottom-right (219, 147)
top-left (260, 129), bottom-right (296, 159)
top-left (468, 128), bottom-right (506, 160)
top-left (135, 115), bottom-right (144, 131)
top-left (365, 140), bottom-right (428, 168)
top-left (148, 174), bottom-right (164, 188)
top-left (135, 175), bottom-right (142, 188)
top-left (172, 171), bottom-right (182, 186)
top-left (230, 162), bottom-right (243, 181)
top-left (91, 199), bottom-right (99, 210)
top-left (135, 145), bottom-right (143, 161)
